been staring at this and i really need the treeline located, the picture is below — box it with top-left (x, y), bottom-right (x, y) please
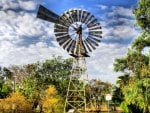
top-left (0, 56), bottom-right (113, 113)
top-left (0, 56), bottom-right (72, 113)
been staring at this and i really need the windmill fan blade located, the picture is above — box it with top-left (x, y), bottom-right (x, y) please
top-left (82, 11), bottom-right (90, 23)
top-left (62, 39), bottom-right (72, 49)
top-left (89, 26), bottom-right (101, 31)
top-left (88, 22), bottom-right (100, 28)
top-left (87, 21), bottom-right (98, 28)
top-left (54, 28), bottom-right (68, 32)
top-left (85, 15), bottom-right (94, 24)
top-left (89, 31), bottom-right (102, 34)
top-left (81, 41), bottom-right (88, 53)
top-left (37, 5), bottom-right (59, 23)
top-left (85, 14), bottom-right (92, 24)
top-left (58, 17), bottom-right (70, 27)
top-left (66, 40), bottom-right (74, 52)
top-left (61, 14), bottom-right (72, 25)
top-left (87, 16), bottom-right (96, 25)
top-left (79, 10), bottom-right (83, 22)
top-left (71, 10), bottom-right (78, 22)
top-left (85, 39), bottom-right (96, 50)
top-left (84, 41), bottom-right (92, 52)
top-left (75, 39), bottom-right (88, 55)
top-left (70, 40), bottom-right (76, 53)
top-left (56, 35), bottom-right (70, 42)
top-left (55, 24), bottom-right (68, 29)
top-left (58, 36), bottom-right (70, 46)
top-left (66, 11), bottom-right (74, 23)
top-left (64, 12), bottom-right (73, 24)
top-left (87, 37), bottom-right (99, 46)
top-left (89, 34), bottom-right (102, 38)
top-left (88, 35), bottom-right (101, 42)
top-left (77, 10), bottom-right (80, 22)
top-left (55, 33), bottom-right (68, 37)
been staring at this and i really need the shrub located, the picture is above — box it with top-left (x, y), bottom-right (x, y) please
top-left (0, 92), bottom-right (32, 113)
top-left (42, 85), bottom-right (64, 113)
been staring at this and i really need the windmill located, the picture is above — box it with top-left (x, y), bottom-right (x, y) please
top-left (37, 5), bottom-right (102, 113)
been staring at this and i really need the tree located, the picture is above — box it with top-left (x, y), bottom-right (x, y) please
top-left (36, 56), bottom-right (72, 96)
top-left (14, 56), bottom-right (72, 97)
top-left (133, 0), bottom-right (150, 30)
top-left (41, 85), bottom-right (64, 113)
top-left (85, 79), bottom-right (112, 110)
top-left (113, 0), bottom-right (150, 112)
top-left (11, 57), bottom-right (72, 112)
top-left (0, 92), bottom-right (32, 113)
top-left (16, 76), bottom-right (39, 101)
top-left (121, 75), bottom-right (150, 113)
top-left (0, 67), bottom-right (13, 98)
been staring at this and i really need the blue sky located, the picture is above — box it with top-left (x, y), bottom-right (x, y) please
top-left (0, 0), bottom-right (139, 83)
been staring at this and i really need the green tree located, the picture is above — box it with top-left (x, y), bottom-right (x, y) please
top-left (11, 57), bottom-right (72, 112)
top-left (0, 67), bottom-right (13, 98)
top-left (133, 0), bottom-right (150, 30)
top-left (113, 0), bottom-right (150, 112)
top-left (36, 56), bottom-right (72, 96)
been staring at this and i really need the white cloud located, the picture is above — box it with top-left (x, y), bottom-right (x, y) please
top-left (0, 0), bottom-right (67, 67)
top-left (0, 41), bottom-right (69, 67)
top-left (0, 0), bottom-right (19, 10)
top-left (0, 0), bottom-right (37, 11)
top-left (96, 4), bottom-right (108, 10)
top-left (100, 6), bottom-right (140, 41)
top-left (108, 6), bottom-right (133, 17)
top-left (19, 1), bottom-right (36, 10)
top-left (87, 42), bottom-right (127, 83)
top-left (103, 25), bottom-right (139, 40)
top-left (0, 6), bottom-right (55, 43)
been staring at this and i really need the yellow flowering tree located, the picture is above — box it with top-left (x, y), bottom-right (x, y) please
top-left (42, 85), bottom-right (64, 113)
top-left (0, 92), bottom-right (32, 113)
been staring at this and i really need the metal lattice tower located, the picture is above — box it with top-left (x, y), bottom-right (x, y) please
top-left (64, 57), bottom-right (87, 113)
top-left (36, 5), bottom-right (102, 113)
top-left (64, 25), bottom-right (88, 113)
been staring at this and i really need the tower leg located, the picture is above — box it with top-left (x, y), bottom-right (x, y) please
top-left (64, 57), bottom-right (88, 113)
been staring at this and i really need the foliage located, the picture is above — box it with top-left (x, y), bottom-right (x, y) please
top-left (86, 79), bottom-right (112, 109)
top-left (133, 0), bottom-right (150, 30)
top-left (36, 56), bottom-right (72, 96)
top-left (0, 92), bottom-right (32, 113)
top-left (14, 56), bottom-right (72, 99)
top-left (132, 32), bottom-right (150, 51)
top-left (0, 81), bottom-right (12, 98)
top-left (41, 85), bottom-right (64, 113)
top-left (114, 41), bottom-right (150, 112)
top-left (121, 76), bottom-right (150, 113)
top-left (0, 67), bottom-right (13, 99)
top-left (0, 67), bottom-right (13, 80)
top-left (90, 79), bottom-right (112, 96)
top-left (112, 86), bottom-right (124, 105)
top-left (113, 0), bottom-right (150, 112)
top-left (16, 76), bottom-right (39, 101)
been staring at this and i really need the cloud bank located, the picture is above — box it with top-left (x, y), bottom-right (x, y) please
top-left (0, 0), bottom-right (139, 83)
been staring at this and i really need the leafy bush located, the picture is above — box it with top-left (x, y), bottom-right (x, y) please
top-left (0, 92), bottom-right (32, 113)
top-left (41, 85), bottom-right (64, 113)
